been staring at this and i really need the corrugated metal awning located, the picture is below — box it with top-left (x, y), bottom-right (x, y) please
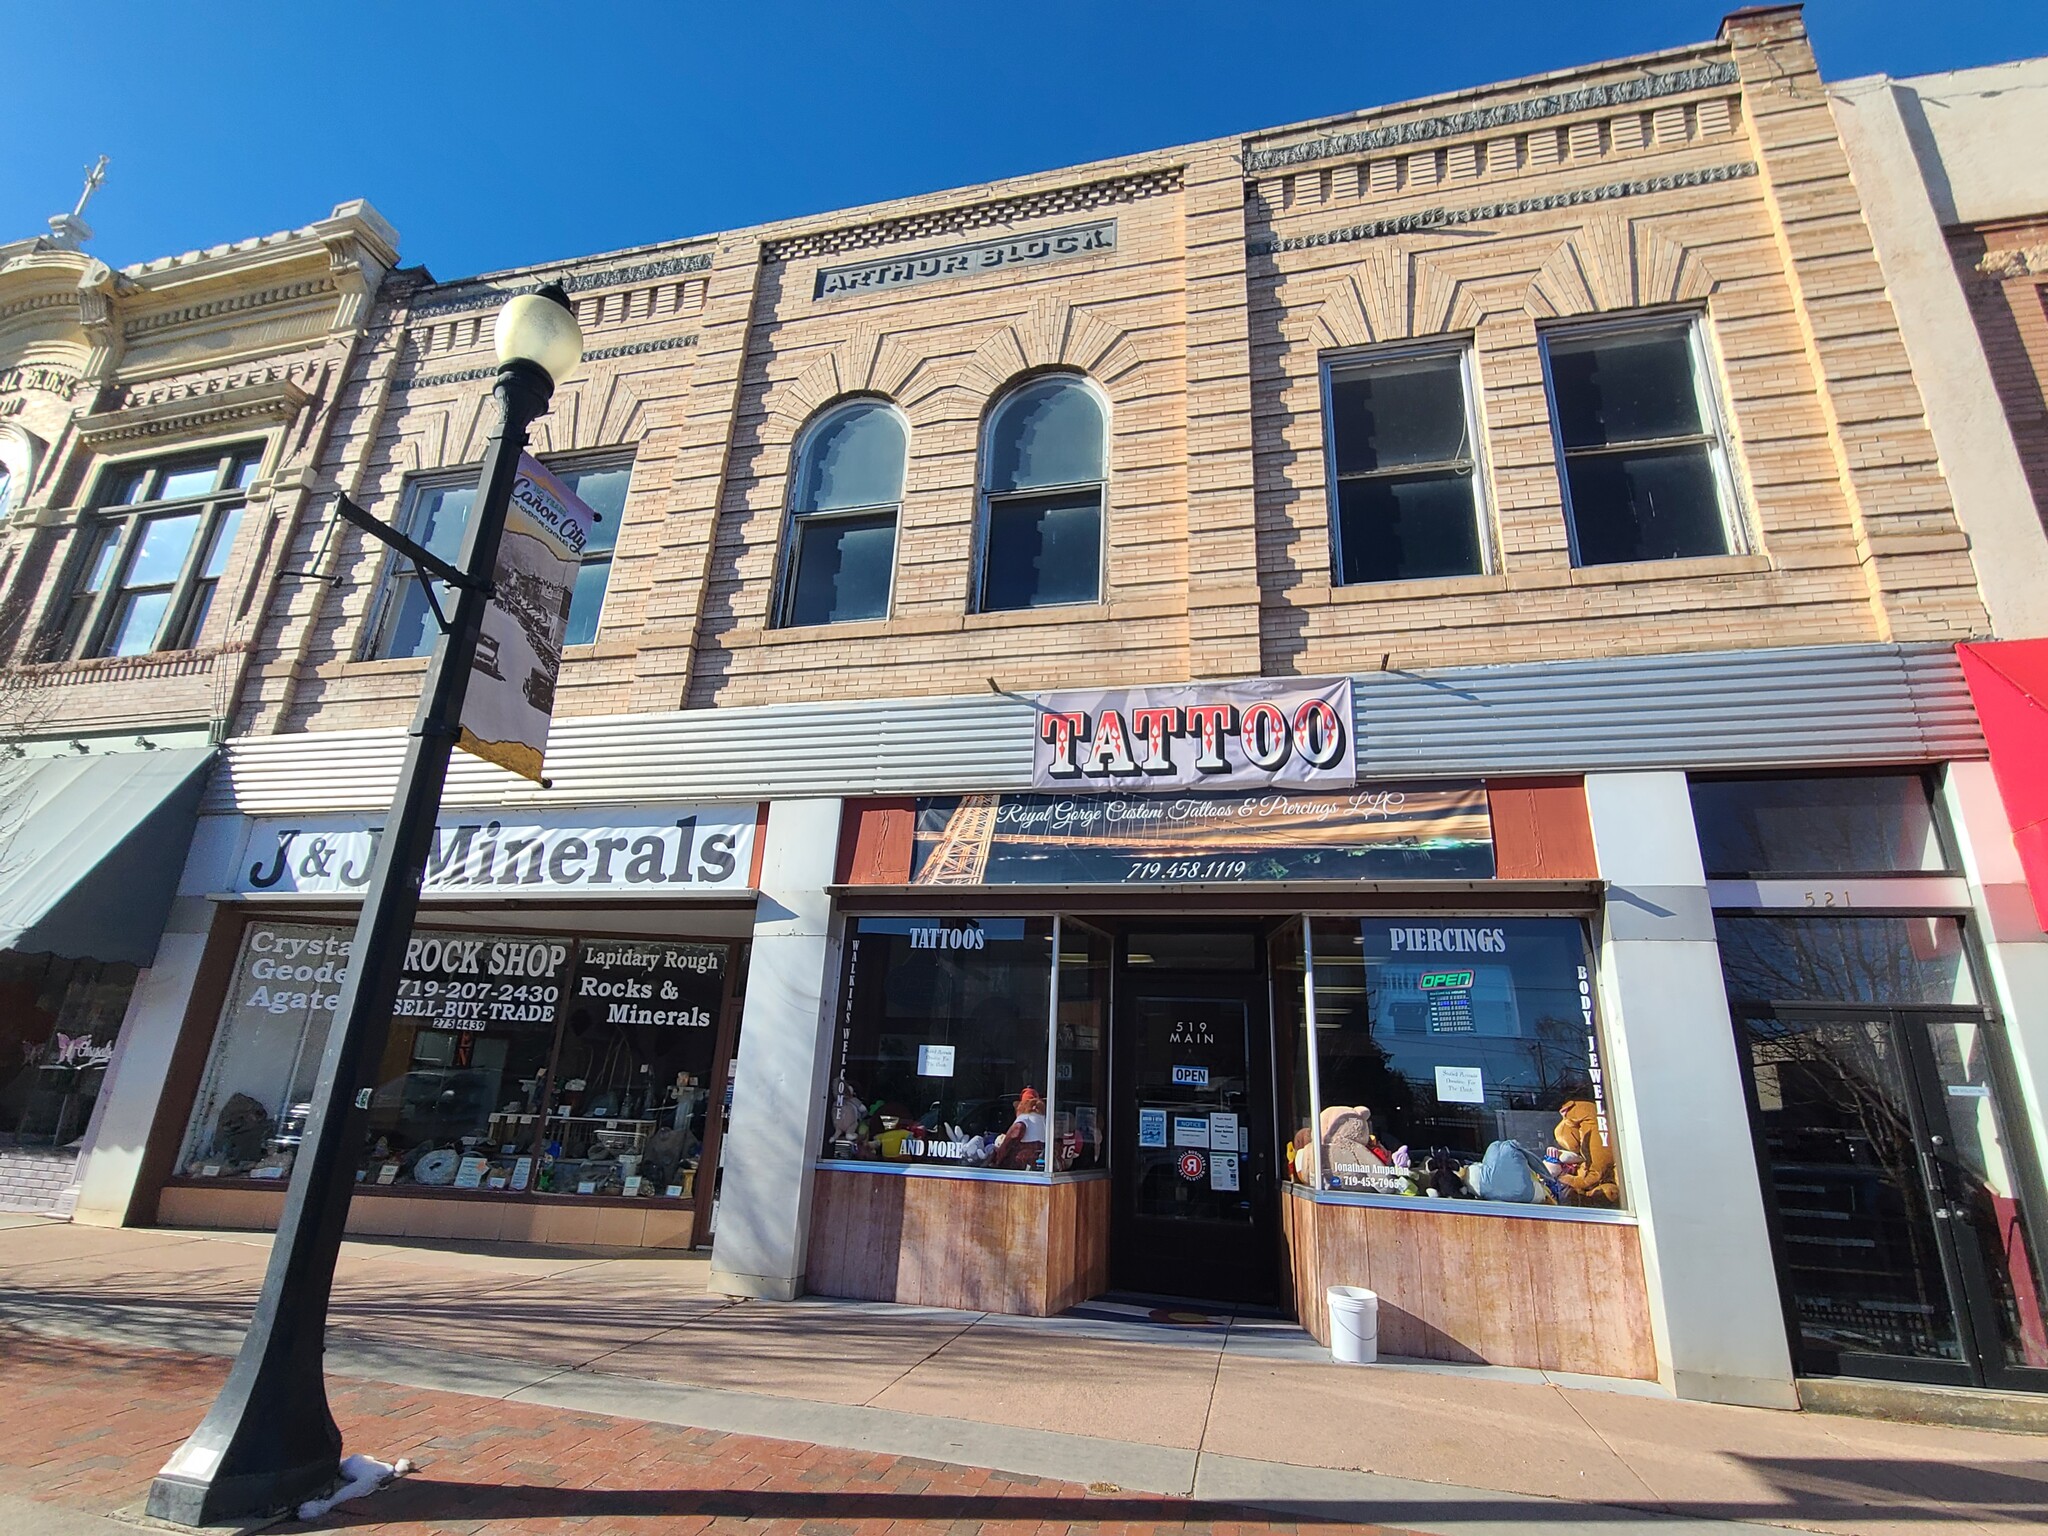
top-left (0, 747), bottom-right (215, 964)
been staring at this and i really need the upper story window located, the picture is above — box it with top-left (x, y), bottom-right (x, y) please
top-left (1325, 344), bottom-right (1486, 585)
top-left (58, 443), bottom-right (260, 658)
top-left (777, 400), bottom-right (904, 628)
top-left (1689, 772), bottom-right (1953, 877)
top-left (1543, 315), bottom-right (1742, 567)
top-left (977, 374), bottom-right (1105, 612)
top-left (369, 457), bottom-right (630, 660)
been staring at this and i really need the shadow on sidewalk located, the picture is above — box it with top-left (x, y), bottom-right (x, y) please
top-left (304, 1475), bottom-right (2048, 1531)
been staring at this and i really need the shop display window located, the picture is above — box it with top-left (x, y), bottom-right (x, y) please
top-left (1689, 773), bottom-right (1951, 877)
top-left (177, 919), bottom-right (735, 1200)
top-left (1054, 922), bottom-right (1110, 1172)
top-left (1270, 921), bottom-right (1315, 1186)
top-left (825, 916), bottom-right (1054, 1171)
top-left (0, 953), bottom-right (137, 1149)
top-left (1306, 917), bottom-right (1622, 1209)
top-left (1714, 914), bottom-right (1977, 1008)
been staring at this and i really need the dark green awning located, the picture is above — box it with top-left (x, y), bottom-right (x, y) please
top-left (0, 747), bottom-right (215, 965)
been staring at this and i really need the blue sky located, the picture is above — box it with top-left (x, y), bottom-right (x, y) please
top-left (6, 2), bottom-right (2046, 283)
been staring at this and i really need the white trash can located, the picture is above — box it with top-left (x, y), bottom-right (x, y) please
top-left (1327, 1285), bottom-right (1379, 1364)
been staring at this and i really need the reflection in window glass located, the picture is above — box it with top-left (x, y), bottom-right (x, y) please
top-left (1715, 915), bottom-right (1977, 1007)
top-left (1271, 921), bottom-right (1315, 1186)
top-left (980, 377), bottom-right (1104, 611)
top-left (1690, 774), bottom-right (1948, 876)
top-left (1055, 921), bottom-right (1110, 1172)
top-left (1311, 917), bottom-right (1619, 1208)
top-left (0, 953), bottom-right (137, 1152)
top-left (1546, 320), bottom-right (1735, 566)
top-left (1327, 350), bottom-right (1484, 584)
top-left (781, 403), bottom-right (904, 628)
top-left (377, 460), bottom-right (631, 657)
top-left (156, 460), bottom-right (223, 501)
top-left (825, 917), bottom-right (1052, 1171)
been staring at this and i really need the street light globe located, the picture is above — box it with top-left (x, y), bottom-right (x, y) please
top-left (493, 282), bottom-right (583, 383)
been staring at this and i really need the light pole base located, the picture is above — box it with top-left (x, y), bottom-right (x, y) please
top-left (147, 1452), bottom-right (338, 1529)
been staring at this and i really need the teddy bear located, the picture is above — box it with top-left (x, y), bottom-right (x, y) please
top-left (1552, 1099), bottom-right (1619, 1206)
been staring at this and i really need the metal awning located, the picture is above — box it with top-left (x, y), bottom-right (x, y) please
top-left (0, 747), bottom-right (215, 964)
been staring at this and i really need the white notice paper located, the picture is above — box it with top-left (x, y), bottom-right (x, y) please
top-left (510, 1156), bottom-right (533, 1191)
top-left (1211, 1152), bottom-right (1241, 1192)
top-left (1210, 1112), bottom-right (1239, 1152)
top-left (453, 1155), bottom-right (488, 1189)
top-left (1435, 1065), bottom-right (1486, 1104)
top-left (1172, 1115), bottom-right (1211, 1149)
top-left (917, 1043), bottom-right (957, 1077)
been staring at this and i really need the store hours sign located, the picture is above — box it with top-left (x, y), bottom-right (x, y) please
top-left (237, 805), bottom-right (760, 898)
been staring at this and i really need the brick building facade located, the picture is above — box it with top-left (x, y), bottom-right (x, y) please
top-left (30, 7), bottom-right (2048, 1405)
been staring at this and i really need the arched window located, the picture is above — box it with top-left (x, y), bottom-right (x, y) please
top-left (977, 374), bottom-right (1105, 611)
top-left (779, 399), bottom-right (905, 627)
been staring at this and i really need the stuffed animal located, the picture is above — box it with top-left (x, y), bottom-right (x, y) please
top-left (1320, 1104), bottom-right (1399, 1190)
top-left (1553, 1100), bottom-right (1620, 1206)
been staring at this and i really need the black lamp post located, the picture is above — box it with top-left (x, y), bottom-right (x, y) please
top-left (146, 282), bottom-right (584, 1527)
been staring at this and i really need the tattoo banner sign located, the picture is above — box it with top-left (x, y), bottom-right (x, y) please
top-left (458, 453), bottom-right (594, 783)
top-left (1028, 678), bottom-right (1355, 792)
top-left (910, 783), bottom-right (1492, 885)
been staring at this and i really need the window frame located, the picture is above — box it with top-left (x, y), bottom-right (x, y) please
top-left (773, 397), bottom-right (906, 630)
top-left (63, 440), bottom-right (265, 659)
top-left (972, 371), bottom-right (1110, 614)
top-left (1319, 337), bottom-right (1492, 587)
top-left (364, 450), bottom-right (634, 660)
top-left (1539, 309), bottom-right (1748, 569)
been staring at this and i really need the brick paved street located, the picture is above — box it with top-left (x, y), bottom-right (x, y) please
top-left (0, 1331), bottom-right (1410, 1536)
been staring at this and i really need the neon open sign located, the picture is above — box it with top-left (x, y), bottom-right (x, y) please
top-left (1418, 970), bottom-right (1475, 991)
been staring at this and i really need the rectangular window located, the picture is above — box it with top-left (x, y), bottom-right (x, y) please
top-left (1544, 317), bottom-right (1740, 566)
top-left (1689, 773), bottom-right (1952, 877)
top-left (372, 458), bottom-right (630, 658)
top-left (0, 953), bottom-right (137, 1150)
top-left (825, 916), bottom-right (1054, 1171)
top-left (1325, 346), bottom-right (1486, 584)
top-left (60, 444), bottom-right (260, 657)
top-left (782, 510), bottom-right (897, 626)
top-left (178, 921), bottom-right (732, 1199)
top-left (1714, 914), bottom-right (1977, 1008)
top-left (980, 491), bottom-right (1101, 611)
top-left (1308, 916), bottom-right (1621, 1209)
top-left (1055, 920), bottom-right (1110, 1173)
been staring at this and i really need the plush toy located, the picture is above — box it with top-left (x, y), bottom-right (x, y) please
top-left (1320, 1105), bottom-right (1399, 1190)
top-left (1553, 1100), bottom-right (1620, 1206)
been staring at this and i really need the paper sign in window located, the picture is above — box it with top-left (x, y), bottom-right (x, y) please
top-left (1172, 1115), bottom-right (1211, 1148)
top-left (1434, 1065), bottom-right (1485, 1104)
top-left (917, 1043), bottom-right (957, 1077)
top-left (1138, 1109), bottom-right (1167, 1147)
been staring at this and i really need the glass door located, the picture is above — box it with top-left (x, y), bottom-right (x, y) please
top-left (1110, 927), bottom-right (1277, 1305)
top-left (1735, 1004), bottom-right (2048, 1390)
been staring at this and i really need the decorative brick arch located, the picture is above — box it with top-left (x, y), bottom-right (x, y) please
top-left (954, 297), bottom-right (1147, 409)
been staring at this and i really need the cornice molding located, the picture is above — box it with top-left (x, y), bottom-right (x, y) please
top-left (121, 275), bottom-right (337, 341)
top-left (762, 168), bottom-right (1183, 263)
top-left (1244, 61), bottom-right (1742, 173)
top-left (391, 332), bottom-right (698, 393)
top-left (408, 251), bottom-right (715, 320)
top-left (1248, 162), bottom-right (1758, 256)
top-left (75, 377), bottom-right (310, 448)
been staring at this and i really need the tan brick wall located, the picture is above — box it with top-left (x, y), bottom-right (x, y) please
top-left (240, 11), bottom-right (1992, 743)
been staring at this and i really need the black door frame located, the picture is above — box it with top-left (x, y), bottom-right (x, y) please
top-left (1107, 921), bottom-right (1281, 1306)
top-left (1734, 999), bottom-right (2048, 1393)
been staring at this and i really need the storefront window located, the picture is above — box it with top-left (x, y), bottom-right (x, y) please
top-left (178, 919), bottom-right (733, 1199)
top-left (1690, 773), bottom-right (1950, 876)
top-left (1055, 921), bottom-right (1110, 1172)
top-left (1308, 917), bottom-right (1620, 1209)
top-left (1714, 914), bottom-right (1977, 1007)
top-left (0, 954), bottom-right (137, 1150)
top-left (825, 916), bottom-right (1052, 1170)
top-left (1271, 921), bottom-right (1314, 1186)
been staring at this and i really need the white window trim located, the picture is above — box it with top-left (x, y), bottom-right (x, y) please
top-left (1319, 337), bottom-right (1493, 587)
top-left (1539, 309), bottom-right (1750, 569)
top-left (972, 371), bottom-right (1110, 614)
top-left (774, 398), bottom-right (906, 629)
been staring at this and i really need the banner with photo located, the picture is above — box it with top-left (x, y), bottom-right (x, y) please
top-left (910, 784), bottom-right (1492, 885)
top-left (457, 453), bottom-right (594, 783)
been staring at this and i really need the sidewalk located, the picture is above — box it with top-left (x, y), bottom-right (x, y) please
top-left (1, 1213), bottom-right (2043, 1535)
